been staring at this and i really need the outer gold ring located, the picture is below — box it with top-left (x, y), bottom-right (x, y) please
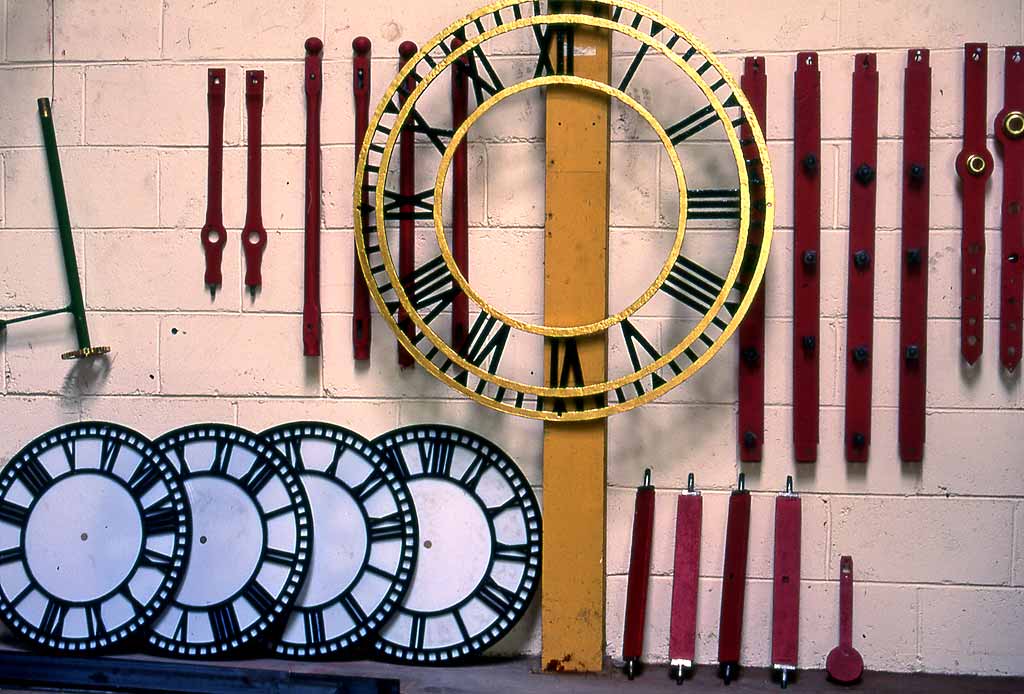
top-left (432, 75), bottom-right (688, 338)
top-left (966, 154), bottom-right (987, 176)
top-left (1004, 111), bottom-right (1024, 139)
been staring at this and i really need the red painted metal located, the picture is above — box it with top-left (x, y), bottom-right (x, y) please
top-left (737, 56), bottom-right (767, 463)
top-left (622, 471), bottom-right (655, 679)
top-left (668, 479), bottom-right (701, 683)
top-left (844, 53), bottom-right (879, 463)
top-left (398, 41), bottom-right (418, 368)
top-left (825, 556), bottom-right (864, 683)
top-left (793, 51), bottom-right (821, 464)
top-left (995, 46), bottom-right (1024, 373)
top-left (899, 50), bottom-right (932, 463)
top-left (353, 37), bottom-right (373, 361)
top-left (201, 68), bottom-right (226, 297)
top-left (452, 39), bottom-right (470, 353)
top-left (956, 44), bottom-right (993, 365)
top-left (717, 476), bottom-right (751, 684)
top-left (242, 70), bottom-right (267, 299)
top-left (770, 481), bottom-right (801, 682)
top-left (302, 37), bottom-right (324, 357)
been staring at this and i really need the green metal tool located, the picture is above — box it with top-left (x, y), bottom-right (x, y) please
top-left (0, 98), bottom-right (110, 360)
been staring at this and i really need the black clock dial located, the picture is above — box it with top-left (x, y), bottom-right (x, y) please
top-left (146, 424), bottom-right (312, 657)
top-left (370, 425), bottom-right (540, 663)
top-left (0, 422), bottom-right (189, 653)
top-left (259, 422), bottom-right (418, 657)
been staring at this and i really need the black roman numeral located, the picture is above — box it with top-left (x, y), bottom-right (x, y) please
top-left (0, 500), bottom-right (29, 525)
top-left (352, 473), bottom-right (385, 501)
top-left (381, 255), bottom-right (457, 332)
top-left (368, 513), bottom-right (405, 542)
top-left (420, 439), bottom-right (454, 477)
top-left (303, 609), bottom-right (326, 643)
top-left (382, 188), bottom-right (434, 221)
top-left (19, 457), bottom-right (52, 497)
top-left (279, 439), bottom-right (305, 471)
top-left (128, 460), bottom-right (163, 495)
top-left (485, 495), bottom-right (519, 520)
top-left (60, 440), bottom-right (76, 471)
top-left (142, 505), bottom-right (180, 536)
top-left (458, 40), bottom-right (505, 106)
top-left (324, 443), bottom-right (345, 477)
top-left (667, 93), bottom-right (741, 144)
top-left (85, 604), bottom-right (106, 637)
top-left (661, 255), bottom-right (740, 334)
top-left (533, 24), bottom-right (573, 77)
top-left (0, 546), bottom-right (24, 564)
top-left (211, 440), bottom-right (233, 474)
top-left (449, 312), bottom-right (510, 392)
top-left (242, 581), bottom-right (276, 615)
top-left (494, 542), bottom-right (530, 563)
top-left (477, 577), bottom-right (515, 615)
top-left (384, 102), bottom-right (453, 155)
top-left (409, 614), bottom-right (426, 649)
top-left (264, 547), bottom-right (297, 566)
top-left (209, 603), bottom-right (240, 642)
top-left (615, 319), bottom-right (684, 401)
top-left (99, 438), bottom-right (121, 472)
top-left (382, 445), bottom-right (412, 478)
top-left (340, 592), bottom-right (367, 624)
top-left (618, 17), bottom-right (664, 92)
top-left (688, 188), bottom-right (741, 220)
top-left (544, 337), bottom-right (603, 413)
top-left (240, 460), bottom-right (275, 495)
top-left (39, 600), bottom-right (68, 635)
top-left (172, 610), bottom-right (188, 640)
top-left (460, 453), bottom-right (488, 490)
top-left (140, 547), bottom-right (173, 570)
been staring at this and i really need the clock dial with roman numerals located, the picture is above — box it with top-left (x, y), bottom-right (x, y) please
top-left (354, 0), bottom-right (773, 420)
top-left (0, 422), bottom-right (188, 653)
top-left (146, 424), bottom-right (311, 657)
top-left (259, 422), bottom-right (418, 657)
top-left (370, 425), bottom-right (540, 664)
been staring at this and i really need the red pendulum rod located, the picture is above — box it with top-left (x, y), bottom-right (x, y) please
top-left (737, 56), bottom-right (767, 462)
top-left (843, 53), bottom-right (879, 463)
top-left (718, 473), bottom-right (751, 685)
top-left (622, 468), bottom-right (655, 681)
top-left (201, 68), bottom-right (227, 299)
top-left (825, 556), bottom-right (864, 684)
top-left (353, 37), bottom-right (373, 361)
top-left (994, 46), bottom-right (1024, 373)
top-left (452, 39), bottom-right (470, 353)
top-left (397, 41), bottom-right (419, 368)
top-left (770, 476), bottom-right (801, 689)
top-left (956, 44), bottom-right (993, 365)
top-left (302, 37), bottom-right (324, 357)
top-left (668, 473), bottom-right (702, 685)
top-left (793, 52), bottom-right (821, 464)
top-left (242, 70), bottom-right (267, 300)
top-left (898, 50), bottom-right (932, 463)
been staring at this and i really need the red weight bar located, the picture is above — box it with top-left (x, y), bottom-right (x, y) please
top-left (718, 474), bottom-right (751, 684)
top-left (302, 37), bottom-right (324, 357)
top-left (898, 50), bottom-right (932, 463)
top-left (825, 556), bottom-right (864, 683)
top-left (452, 39), bottom-right (470, 353)
top-left (994, 46), bottom-right (1024, 373)
top-left (956, 44), bottom-right (993, 365)
top-left (843, 53), bottom-right (879, 463)
top-left (738, 56), bottom-right (767, 463)
top-left (353, 37), bottom-right (373, 361)
top-left (793, 51), bottom-right (821, 464)
top-left (201, 68), bottom-right (227, 298)
top-left (622, 469), bottom-right (655, 680)
top-left (242, 70), bottom-right (267, 300)
top-left (770, 477), bottom-right (801, 689)
top-left (397, 41), bottom-right (418, 368)
top-left (668, 474), bottom-right (702, 684)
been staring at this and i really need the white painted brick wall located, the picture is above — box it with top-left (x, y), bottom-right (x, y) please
top-left (1, 0), bottom-right (1022, 678)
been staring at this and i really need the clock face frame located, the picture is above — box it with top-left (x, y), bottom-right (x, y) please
top-left (260, 422), bottom-right (418, 658)
top-left (370, 425), bottom-right (541, 664)
top-left (0, 422), bottom-right (189, 653)
top-left (146, 424), bottom-right (312, 657)
top-left (354, 0), bottom-right (773, 421)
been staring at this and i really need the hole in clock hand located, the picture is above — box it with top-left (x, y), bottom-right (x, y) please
top-left (424, 540), bottom-right (432, 549)
top-left (200, 535), bottom-right (208, 544)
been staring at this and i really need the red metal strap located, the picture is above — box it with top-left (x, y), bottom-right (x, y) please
top-left (995, 46), bottom-right (1024, 373)
top-left (793, 52), bottom-right (821, 464)
top-left (668, 488), bottom-right (701, 672)
top-left (839, 556), bottom-right (854, 650)
top-left (398, 42), bottom-right (418, 368)
top-left (242, 70), bottom-right (267, 298)
top-left (717, 482), bottom-right (751, 672)
top-left (899, 50), bottom-right (932, 463)
top-left (770, 488), bottom-right (801, 671)
top-left (302, 38), bottom-right (324, 357)
top-left (353, 37), bottom-right (373, 361)
top-left (201, 68), bottom-right (226, 296)
top-left (844, 54), bottom-right (879, 463)
top-left (737, 56), bottom-right (767, 463)
top-left (622, 474), bottom-right (655, 672)
top-left (452, 41), bottom-right (470, 353)
top-left (957, 44), bottom-right (993, 365)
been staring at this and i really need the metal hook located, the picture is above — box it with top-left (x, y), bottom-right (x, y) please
top-left (785, 475), bottom-right (793, 494)
top-left (643, 468), bottom-right (652, 487)
top-left (737, 472), bottom-right (745, 491)
top-left (687, 472), bottom-right (695, 493)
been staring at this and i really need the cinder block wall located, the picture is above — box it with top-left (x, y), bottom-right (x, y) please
top-left (1, 0), bottom-right (1022, 677)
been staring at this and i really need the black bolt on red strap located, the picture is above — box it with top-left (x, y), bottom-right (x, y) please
top-left (793, 51), bottom-right (821, 464)
top-left (899, 50), bottom-right (931, 463)
top-left (242, 70), bottom-right (267, 300)
top-left (956, 44), bottom-right (993, 365)
top-left (995, 46), bottom-right (1024, 373)
top-left (201, 68), bottom-right (226, 298)
top-left (718, 473), bottom-right (751, 685)
top-left (622, 469), bottom-right (655, 681)
top-left (770, 477), bottom-right (801, 689)
top-left (302, 37), bottom-right (324, 357)
top-left (452, 39), bottom-right (471, 353)
top-left (668, 473), bottom-right (701, 685)
top-left (353, 37), bottom-right (373, 361)
top-left (738, 56), bottom-right (767, 463)
top-left (844, 53), bottom-right (879, 463)
top-left (398, 41), bottom-right (418, 368)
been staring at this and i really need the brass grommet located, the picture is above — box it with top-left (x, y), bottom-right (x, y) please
top-left (966, 154), bottom-right (987, 175)
top-left (1004, 110), bottom-right (1024, 138)
top-left (61, 345), bottom-right (111, 360)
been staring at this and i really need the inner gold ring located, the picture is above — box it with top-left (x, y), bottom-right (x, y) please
top-left (1004, 111), bottom-right (1024, 139)
top-left (966, 154), bottom-right (987, 175)
top-left (432, 76), bottom-right (688, 337)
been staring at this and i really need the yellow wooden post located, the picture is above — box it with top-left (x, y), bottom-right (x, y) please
top-left (541, 8), bottom-right (611, 673)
